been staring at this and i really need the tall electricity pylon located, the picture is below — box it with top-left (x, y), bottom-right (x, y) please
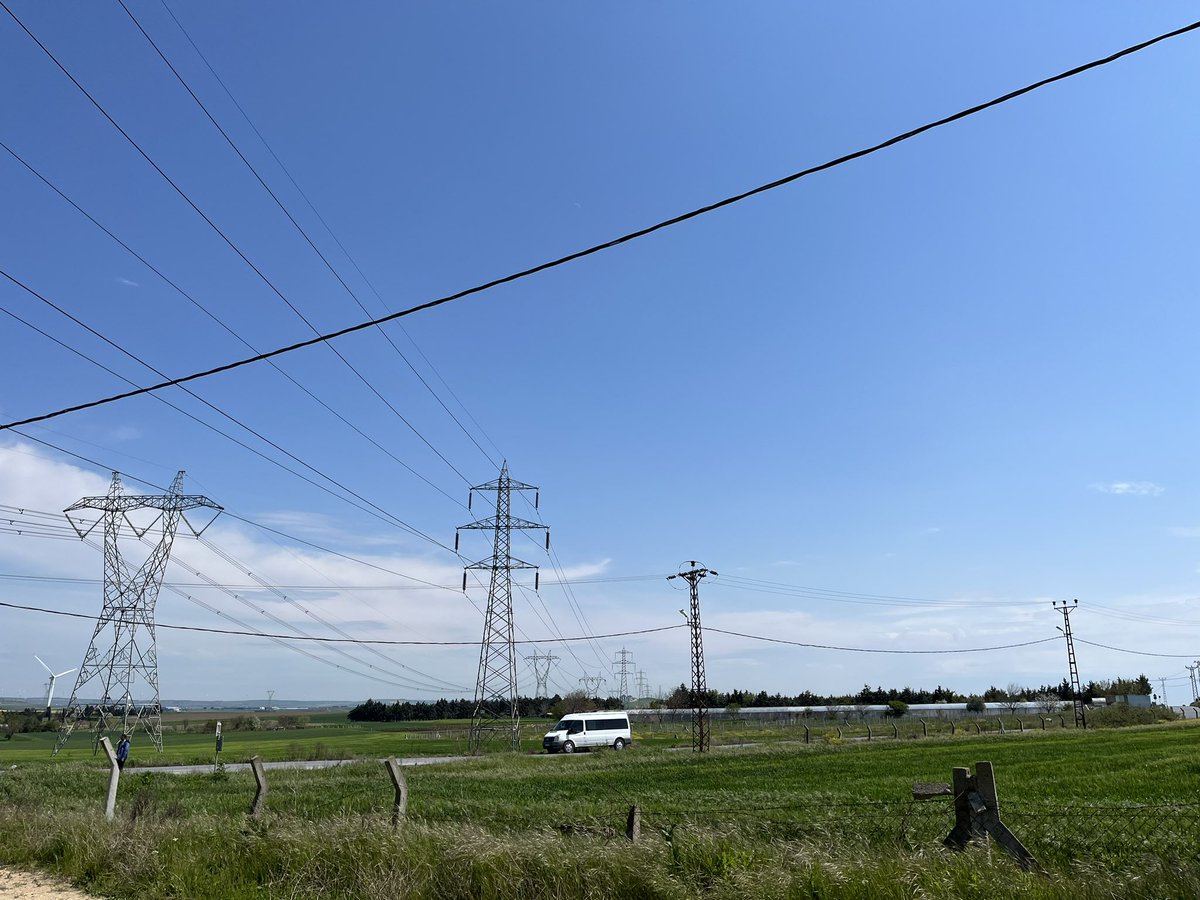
top-left (456, 463), bottom-right (547, 753)
top-left (579, 674), bottom-right (605, 699)
top-left (669, 561), bottom-right (716, 752)
top-left (55, 471), bottom-right (221, 754)
top-left (635, 670), bottom-right (650, 703)
top-left (1187, 662), bottom-right (1200, 705)
top-left (1053, 599), bottom-right (1086, 729)
top-left (613, 647), bottom-right (635, 707)
top-left (527, 652), bottom-right (559, 698)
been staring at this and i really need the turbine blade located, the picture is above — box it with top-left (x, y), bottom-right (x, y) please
top-left (34, 655), bottom-right (53, 675)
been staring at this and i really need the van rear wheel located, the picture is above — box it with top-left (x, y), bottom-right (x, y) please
top-left (613, 738), bottom-right (626, 750)
top-left (562, 740), bottom-right (575, 754)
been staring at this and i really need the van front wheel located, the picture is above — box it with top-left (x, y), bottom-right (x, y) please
top-left (613, 738), bottom-right (626, 751)
top-left (562, 740), bottom-right (575, 754)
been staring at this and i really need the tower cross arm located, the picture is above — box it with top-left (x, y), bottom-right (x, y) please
top-left (459, 516), bottom-right (546, 531)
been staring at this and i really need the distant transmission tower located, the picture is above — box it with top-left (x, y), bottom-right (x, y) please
top-left (669, 561), bottom-right (716, 752)
top-left (1053, 599), bottom-right (1086, 729)
top-left (1187, 662), bottom-right (1200, 705)
top-left (579, 675), bottom-right (605, 699)
top-left (527, 653), bottom-right (559, 698)
top-left (613, 647), bottom-right (635, 707)
top-left (55, 472), bottom-right (221, 754)
top-left (456, 463), bottom-right (548, 753)
top-left (635, 670), bottom-right (650, 703)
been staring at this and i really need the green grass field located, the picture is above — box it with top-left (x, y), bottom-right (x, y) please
top-left (2, 718), bottom-right (1199, 898)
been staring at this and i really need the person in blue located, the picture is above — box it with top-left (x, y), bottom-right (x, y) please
top-left (115, 733), bottom-right (130, 771)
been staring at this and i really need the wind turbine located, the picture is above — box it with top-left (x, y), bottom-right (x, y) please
top-left (35, 656), bottom-right (75, 720)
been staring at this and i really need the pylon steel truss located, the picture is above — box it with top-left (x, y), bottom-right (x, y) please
top-left (457, 463), bottom-right (547, 753)
top-left (54, 471), bottom-right (221, 754)
top-left (669, 561), bottom-right (716, 752)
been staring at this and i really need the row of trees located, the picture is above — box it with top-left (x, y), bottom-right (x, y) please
top-left (347, 674), bottom-right (1157, 724)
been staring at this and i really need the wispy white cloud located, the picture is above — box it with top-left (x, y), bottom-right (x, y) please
top-left (116, 277), bottom-right (140, 288)
top-left (1090, 481), bottom-right (1163, 497)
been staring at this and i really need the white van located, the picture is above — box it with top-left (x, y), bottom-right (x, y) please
top-left (542, 711), bottom-right (632, 753)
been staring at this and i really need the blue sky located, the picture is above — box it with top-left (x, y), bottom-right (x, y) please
top-left (3, 3), bottom-right (1200, 705)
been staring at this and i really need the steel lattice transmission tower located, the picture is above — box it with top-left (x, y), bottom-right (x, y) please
top-left (1187, 662), bottom-right (1200, 705)
top-left (527, 652), bottom-right (559, 698)
top-left (669, 561), bottom-right (716, 752)
top-left (613, 647), bottom-right (635, 707)
top-left (579, 675), bottom-right (605, 699)
top-left (54, 471), bottom-right (221, 754)
top-left (1053, 599), bottom-right (1086, 729)
top-left (635, 670), bottom-right (650, 703)
top-left (456, 463), bottom-right (548, 753)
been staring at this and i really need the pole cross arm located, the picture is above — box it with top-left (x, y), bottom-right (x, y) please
top-left (465, 556), bottom-right (539, 570)
top-left (459, 516), bottom-right (545, 531)
top-left (943, 762), bottom-right (1040, 873)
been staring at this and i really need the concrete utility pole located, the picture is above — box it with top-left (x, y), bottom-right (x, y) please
top-left (55, 471), bottom-right (221, 754)
top-left (612, 647), bottom-right (635, 707)
top-left (1053, 599), bottom-right (1085, 729)
top-left (669, 561), bottom-right (716, 752)
top-left (456, 463), bottom-right (548, 753)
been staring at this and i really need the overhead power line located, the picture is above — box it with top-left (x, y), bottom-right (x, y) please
top-left (3, 15), bottom-right (1198, 431)
top-left (1075, 638), bottom-right (1200, 660)
top-left (0, 0), bottom-right (473, 486)
top-left (703, 626), bottom-right (1062, 655)
top-left (0, 599), bottom-right (683, 645)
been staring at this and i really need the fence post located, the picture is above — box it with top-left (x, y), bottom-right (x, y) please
top-left (249, 755), bottom-right (268, 818)
top-left (996, 718), bottom-right (1005, 734)
top-left (835, 726), bottom-right (842, 739)
top-left (973, 722), bottom-right (981, 735)
top-left (943, 761), bottom-right (1039, 872)
top-left (920, 718), bottom-right (927, 737)
top-left (99, 736), bottom-right (120, 823)
top-left (384, 758), bottom-right (408, 827)
top-left (626, 805), bottom-right (641, 842)
top-left (950, 720), bottom-right (956, 735)
top-left (1017, 718), bottom-right (1024, 733)
top-left (891, 722), bottom-right (898, 739)
top-left (866, 723), bottom-right (872, 741)
top-left (803, 723), bottom-right (810, 744)
top-left (1039, 717), bottom-right (1046, 730)
top-left (1058, 715), bottom-right (1066, 729)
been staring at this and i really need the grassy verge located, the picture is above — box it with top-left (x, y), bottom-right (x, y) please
top-left (2, 723), bottom-right (1198, 898)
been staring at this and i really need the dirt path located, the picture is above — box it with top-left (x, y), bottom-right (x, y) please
top-left (0, 868), bottom-right (92, 899)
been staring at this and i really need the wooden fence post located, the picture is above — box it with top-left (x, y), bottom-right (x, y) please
top-left (626, 805), bottom-right (641, 842)
top-left (919, 719), bottom-right (927, 737)
top-left (249, 755), bottom-right (268, 818)
top-left (891, 722), bottom-right (898, 738)
top-left (384, 758), bottom-right (409, 827)
top-left (943, 761), bottom-right (1039, 872)
top-left (950, 720), bottom-right (956, 735)
top-left (866, 723), bottom-right (872, 741)
top-left (803, 723), bottom-right (810, 744)
top-left (99, 736), bottom-right (120, 823)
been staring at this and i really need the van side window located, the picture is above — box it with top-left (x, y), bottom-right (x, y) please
top-left (567, 721), bottom-right (584, 735)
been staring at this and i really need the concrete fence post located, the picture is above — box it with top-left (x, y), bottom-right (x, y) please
top-left (249, 755), bottom-right (268, 818)
top-left (866, 723), bottom-right (872, 741)
top-left (835, 726), bottom-right (842, 739)
top-left (1017, 719), bottom-right (1024, 733)
top-left (99, 736), bottom-right (120, 823)
top-left (919, 719), bottom-right (928, 737)
top-left (996, 718), bottom-right (1005, 734)
top-left (803, 723), bottom-right (810, 744)
top-left (1058, 715), bottom-right (1066, 729)
top-left (384, 758), bottom-right (409, 827)
top-left (626, 805), bottom-right (641, 842)
top-left (891, 722), bottom-right (898, 739)
top-left (973, 721), bottom-right (981, 735)
top-left (943, 761), bottom-right (1040, 872)
top-left (950, 720), bottom-right (956, 735)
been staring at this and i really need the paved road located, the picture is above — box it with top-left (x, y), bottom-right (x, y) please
top-left (130, 755), bottom-right (468, 775)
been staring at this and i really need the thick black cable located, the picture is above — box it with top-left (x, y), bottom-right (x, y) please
top-left (704, 626), bottom-right (1061, 654)
top-left (3, 15), bottom-right (1198, 430)
top-left (0, 599), bottom-right (682, 645)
